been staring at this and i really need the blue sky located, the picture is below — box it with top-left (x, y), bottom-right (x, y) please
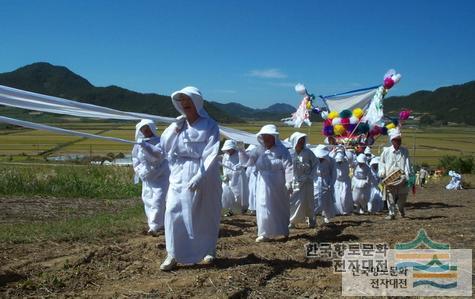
top-left (1, 0), bottom-right (474, 108)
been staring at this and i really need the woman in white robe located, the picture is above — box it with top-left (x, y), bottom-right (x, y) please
top-left (144, 86), bottom-right (222, 271)
top-left (221, 139), bottom-right (249, 214)
top-left (288, 132), bottom-right (318, 228)
top-left (352, 154), bottom-right (371, 214)
top-left (446, 170), bottom-right (463, 190)
top-left (132, 119), bottom-right (170, 233)
top-left (333, 151), bottom-right (353, 215)
top-left (368, 156), bottom-right (384, 212)
top-left (312, 145), bottom-right (336, 223)
top-left (245, 144), bottom-right (257, 215)
top-left (241, 124), bottom-right (293, 242)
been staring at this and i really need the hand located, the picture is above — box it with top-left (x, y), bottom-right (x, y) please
top-left (188, 173), bottom-right (203, 191)
top-left (173, 115), bottom-right (186, 133)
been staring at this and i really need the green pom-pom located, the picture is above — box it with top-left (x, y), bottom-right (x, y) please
top-left (339, 109), bottom-right (352, 118)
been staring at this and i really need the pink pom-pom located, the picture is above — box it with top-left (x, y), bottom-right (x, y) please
top-left (399, 109), bottom-right (411, 121)
top-left (383, 77), bottom-right (395, 89)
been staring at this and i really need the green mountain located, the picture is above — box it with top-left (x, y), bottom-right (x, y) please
top-left (210, 101), bottom-right (296, 120)
top-left (0, 62), bottom-right (241, 123)
top-left (384, 81), bottom-right (475, 125)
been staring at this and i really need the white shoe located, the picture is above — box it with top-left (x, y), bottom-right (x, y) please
top-left (255, 236), bottom-right (270, 243)
top-left (288, 223), bottom-right (296, 229)
top-left (324, 217), bottom-right (330, 224)
top-left (202, 255), bottom-right (215, 264)
top-left (160, 255), bottom-right (177, 271)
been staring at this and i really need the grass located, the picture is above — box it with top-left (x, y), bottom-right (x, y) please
top-left (0, 164), bottom-right (141, 199)
top-left (0, 203), bottom-right (145, 244)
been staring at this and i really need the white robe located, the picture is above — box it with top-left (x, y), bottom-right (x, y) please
top-left (333, 160), bottom-right (353, 215)
top-left (132, 137), bottom-right (170, 231)
top-left (243, 143), bottom-right (293, 238)
top-left (221, 151), bottom-right (249, 212)
top-left (314, 157), bottom-right (336, 219)
top-left (160, 117), bottom-right (222, 264)
top-left (446, 172), bottom-right (462, 190)
top-left (352, 163), bottom-right (371, 212)
top-left (368, 168), bottom-right (384, 212)
top-left (289, 147), bottom-right (317, 224)
top-left (246, 165), bottom-right (257, 212)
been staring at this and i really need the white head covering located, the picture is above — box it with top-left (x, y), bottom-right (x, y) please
top-left (313, 144), bottom-right (330, 158)
top-left (171, 86), bottom-right (209, 118)
top-left (356, 153), bottom-right (367, 164)
top-left (246, 144), bottom-right (256, 152)
top-left (135, 119), bottom-right (157, 141)
top-left (370, 156), bottom-right (380, 166)
top-left (256, 124), bottom-right (279, 146)
top-left (221, 139), bottom-right (237, 151)
top-left (289, 132), bottom-right (307, 150)
top-left (364, 146), bottom-right (372, 155)
top-left (388, 127), bottom-right (401, 141)
top-left (335, 152), bottom-right (345, 162)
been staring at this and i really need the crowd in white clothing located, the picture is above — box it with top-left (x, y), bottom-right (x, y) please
top-left (132, 86), bottom-right (413, 271)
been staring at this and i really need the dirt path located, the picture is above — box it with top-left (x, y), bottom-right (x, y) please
top-left (1, 182), bottom-right (474, 298)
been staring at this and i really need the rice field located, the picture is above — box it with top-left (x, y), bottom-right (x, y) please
top-left (0, 121), bottom-right (474, 166)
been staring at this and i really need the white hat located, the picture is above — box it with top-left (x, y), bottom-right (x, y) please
top-left (171, 86), bottom-right (209, 118)
top-left (369, 156), bottom-right (380, 166)
top-left (289, 132), bottom-right (307, 149)
top-left (388, 127), bottom-right (401, 141)
top-left (313, 144), bottom-right (329, 158)
top-left (356, 153), bottom-right (367, 164)
top-left (221, 139), bottom-right (237, 151)
top-left (256, 124), bottom-right (279, 146)
top-left (364, 146), bottom-right (372, 155)
top-left (335, 152), bottom-right (345, 162)
top-left (135, 119), bottom-right (157, 141)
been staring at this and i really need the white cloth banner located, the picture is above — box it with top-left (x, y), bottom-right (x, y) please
top-left (0, 84), bottom-right (260, 145)
top-left (0, 116), bottom-right (136, 144)
top-left (324, 89), bottom-right (376, 112)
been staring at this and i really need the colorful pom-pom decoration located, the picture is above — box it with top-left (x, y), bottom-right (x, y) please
top-left (339, 109), bottom-right (352, 118)
top-left (323, 126), bottom-right (334, 136)
top-left (383, 77), bottom-right (395, 89)
top-left (341, 117), bottom-right (350, 127)
top-left (347, 123), bottom-right (357, 133)
top-left (324, 119), bottom-right (332, 127)
top-left (349, 116), bottom-right (359, 124)
top-left (369, 125), bottom-right (382, 136)
top-left (328, 111), bottom-right (339, 120)
top-left (334, 124), bottom-right (346, 136)
top-left (332, 117), bottom-right (342, 126)
top-left (357, 123), bottom-right (370, 134)
top-left (381, 127), bottom-right (388, 135)
top-left (386, 123), bottom-right (396, 130)
top-left (352, 108), bottom-right (364, 119)
top-left (399, 109), bottom-right (411, 121)
top-left (306, 101), bottom-right (312, 110)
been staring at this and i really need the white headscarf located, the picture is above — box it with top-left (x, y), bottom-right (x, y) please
top-left (135, 119), bottom-right (158, 141)
top-left (313, 144), bottom-right (330, 158)
top-left (388, 127), bottom-right (401, 141)
top-left (256, 124), bottom-right (280, 147)
top-left (221, 139), bottom-right (237, 151)
top-left (370, 156), bottom-right (380, 166)
top-left (171, 86), bottom-right (209, 118)
top-left (356, 153), bottom-right (367, 164)
top-left (289, 132), bottom-right (307, 150)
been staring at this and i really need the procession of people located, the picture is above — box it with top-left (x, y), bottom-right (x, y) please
top-left (132, 86), bottom-right (420, 271)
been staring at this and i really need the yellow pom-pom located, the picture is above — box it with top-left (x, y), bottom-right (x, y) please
top-left (352, 108), bottom-right (364, 119)
top-left (328, 111), bottom-right (339, 120)
top-left (334, 124), bottom-right (346, 136)
top-left (306, 101), bottom-right (312, 110)
top-left (386, 123), bottom-right (396, 129)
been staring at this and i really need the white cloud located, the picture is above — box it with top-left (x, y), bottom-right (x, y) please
top-left (247, 68), bottom-right (287, 79)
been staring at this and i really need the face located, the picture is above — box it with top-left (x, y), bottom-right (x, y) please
top-left (140, 125), bottom-right (154, 138)
top-left (391, 137), bottom-right (402, 150)
top-left (328, 137), bottom-right (336, 145)
top-left (176, 94), bottom-right (198, 118)
top-left (226, 149), bottom-right (236, 156)
top-left (261, 134), bottom-right (275, 149)
top-left (295, 137), bottom-right (305, 151)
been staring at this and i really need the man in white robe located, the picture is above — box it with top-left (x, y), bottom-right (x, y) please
top-left (221, 139), bottom-right (249, 214)
top-left (288, 132), bottom-right (318, 228)
top-left (379, 127), bottom-right (412, 220)
top-left (368, 156), bottom-right (384, 212)
top-left (312, 145), bottom-right (336, 224)
top-left (132, 119), bottom-right (170, 234)
top-left (352, 154), bottom-right (371, 214)
top-left (144, 86), bottom-right (222, 271)
top-left (333, 151), bottom-right (353, 215)
top-left (241, 124), bottom-right (293, 242)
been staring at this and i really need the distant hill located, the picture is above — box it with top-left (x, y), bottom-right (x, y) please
top-left (384, 81), bottom-right (475, 125)
top-left (210, 101), bottom-right (296, 120)
top-left (0, 62), bottom-right (242, 123)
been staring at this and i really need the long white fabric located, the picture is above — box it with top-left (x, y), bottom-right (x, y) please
top-left (333, 158), bottom-right (353, 215)
top-left (325, 89), bottom-right (376, 113)
top-left (0, 84), bottom-right (259, 145)
top-left (221, 149), bottom-right (249, 212)
top-left (312, 153), bottom-right (336, 219)
top-left (132, 119), bottom-right (170, 231)
top-left (352, 163), bottom-right (371, 213)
